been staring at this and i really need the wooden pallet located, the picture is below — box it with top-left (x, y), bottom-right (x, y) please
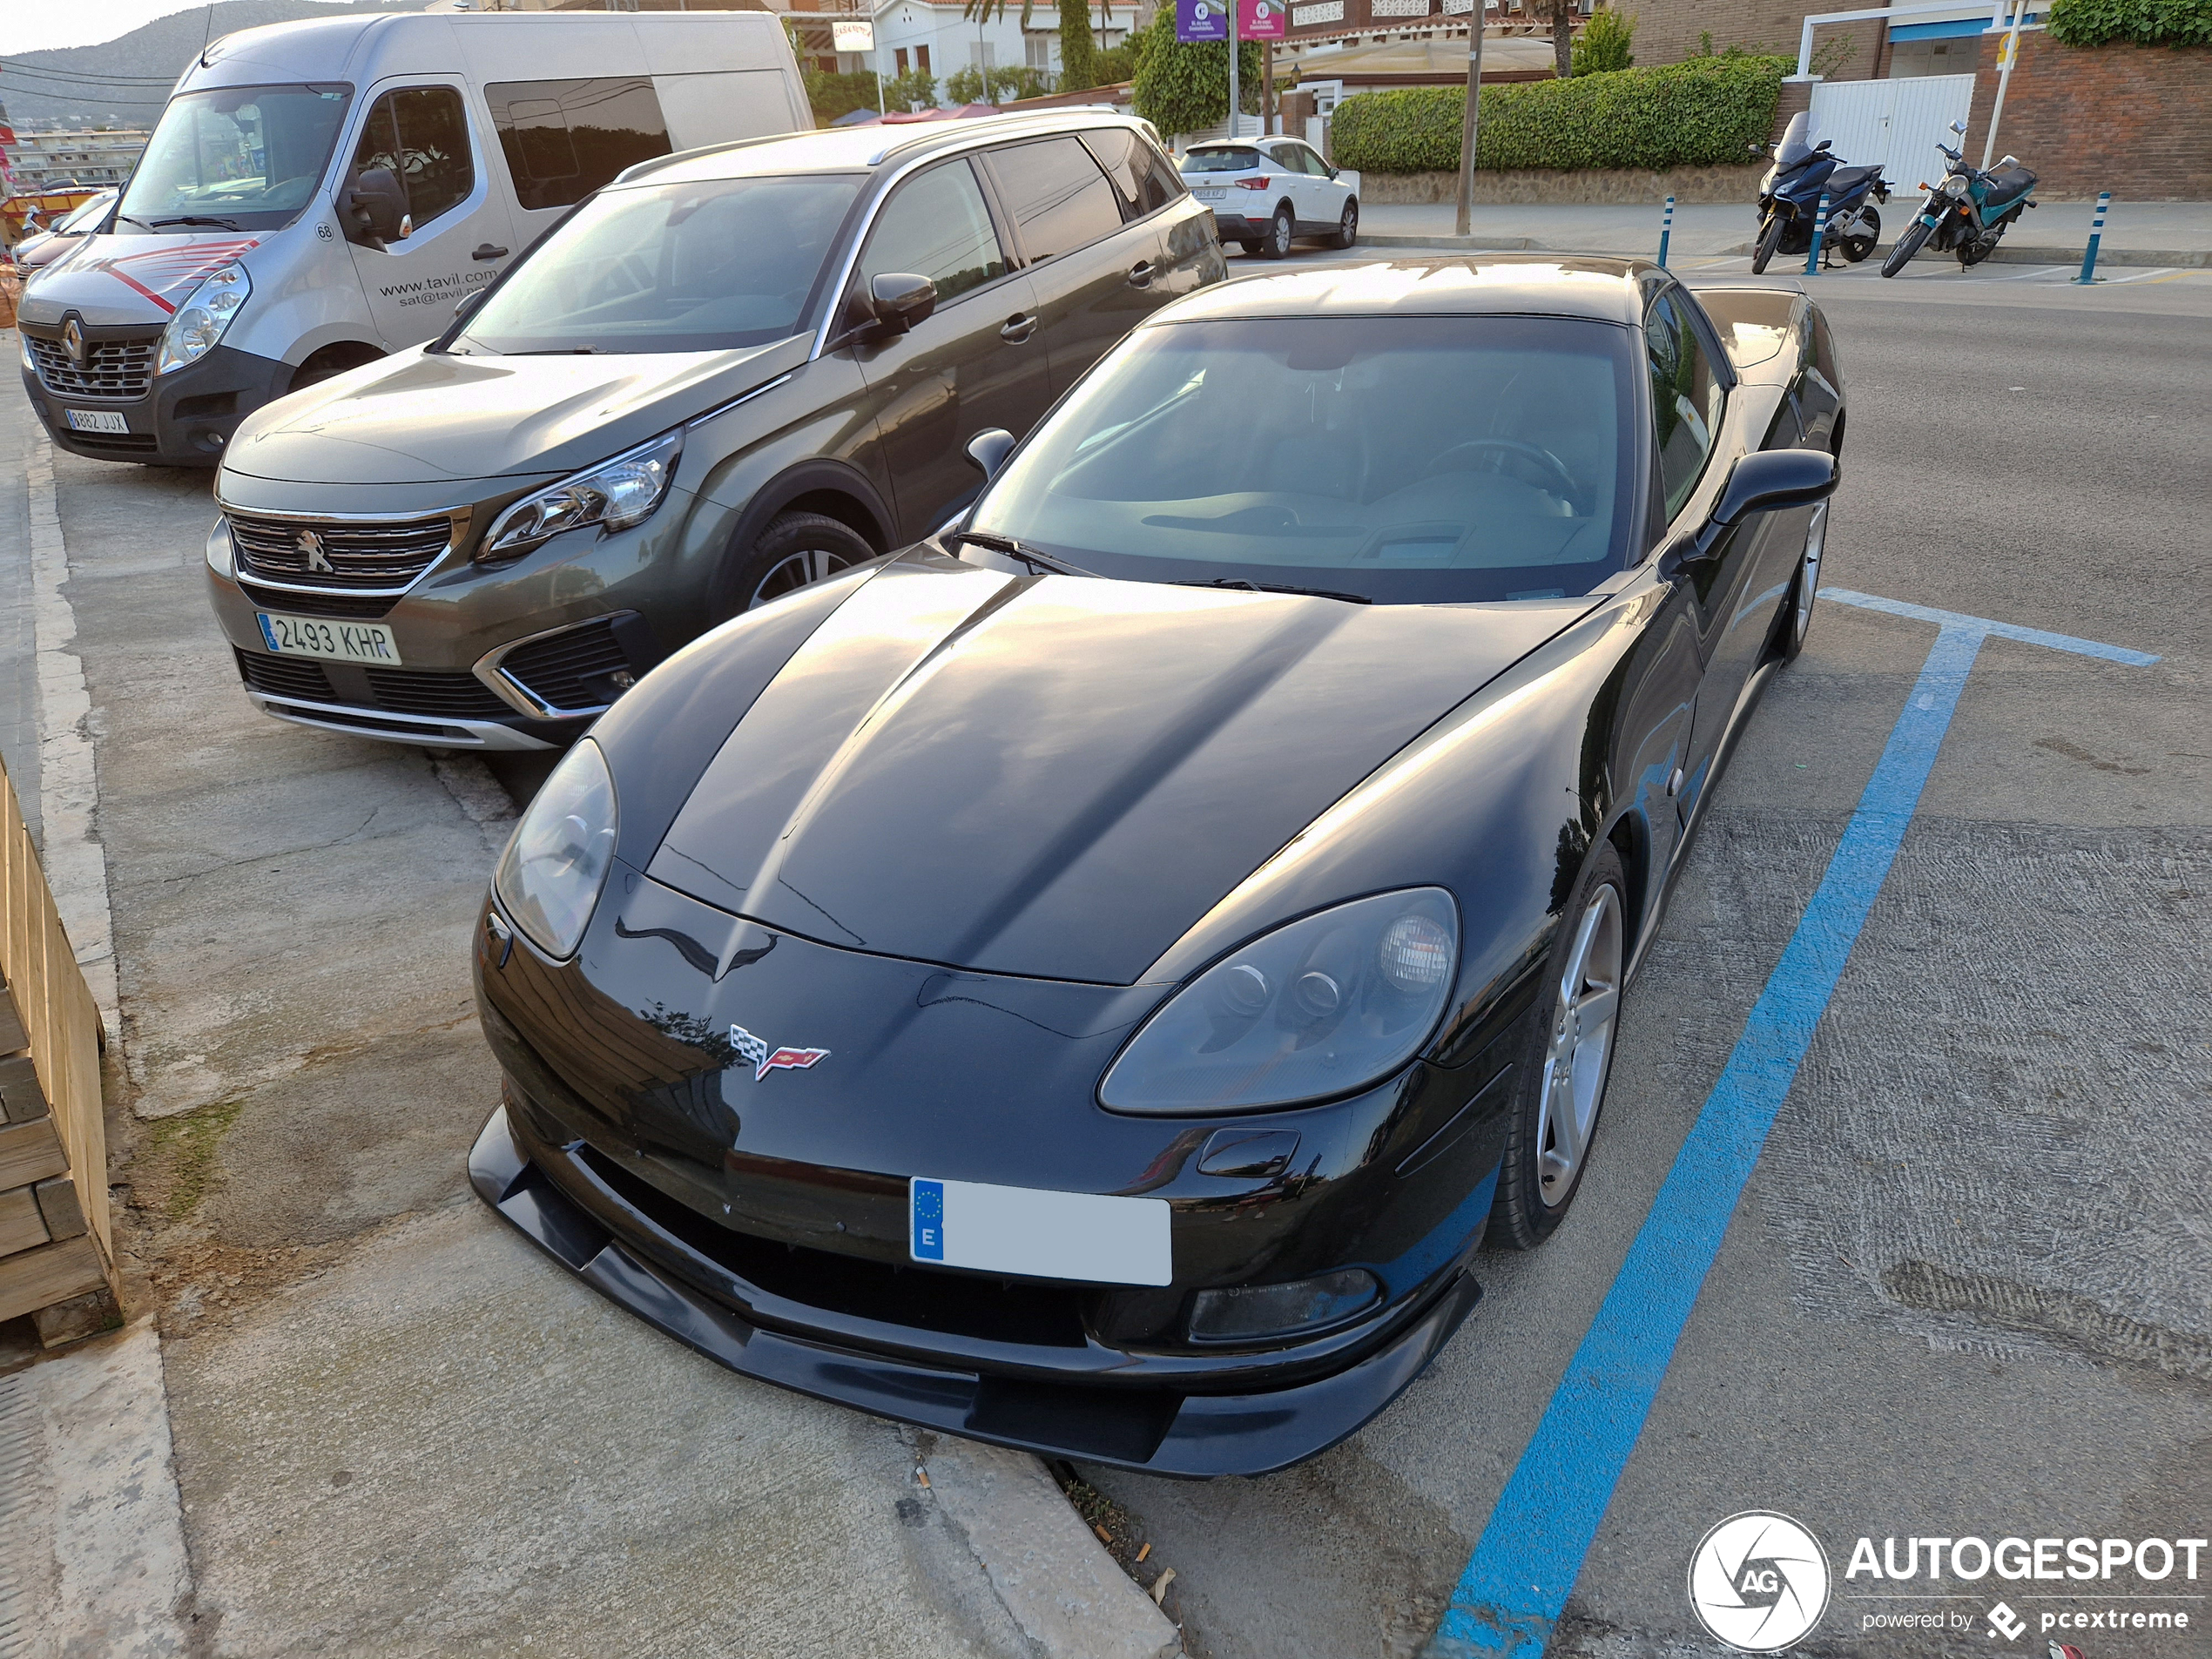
top-left (0, 755), bottom-right (120, 1346)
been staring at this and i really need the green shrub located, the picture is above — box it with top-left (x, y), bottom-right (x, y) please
top-left (1059, 0), bottom-right (1103, 89)
top-left (2047, 0), bottom-right (2212, 45)
top-left (804, 69), bottom-right (883, 125)
top-left (1131, 3), bottom-right (1265, 135)
top-left (1573, 7), bottom-right (1635, 74)
top-left (946, 64), bottom-right (1055, 105)
top-left (883, 70), bottom-right (940, 113)
top-left (1331, 54), bottom-right (1790, 173)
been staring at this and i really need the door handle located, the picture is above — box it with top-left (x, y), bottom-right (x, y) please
top-left (1001, 313), bottom-right (1036, 343)
top-left (1127, 260), bottom-right (1154, 288)
top-left (471, 244), bottom-right (509, 261)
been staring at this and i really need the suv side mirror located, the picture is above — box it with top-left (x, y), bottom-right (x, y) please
top-left (1711, 448), bottom-right (1838, 528)
top-left (965, 428), bottom-right (1015, 479)
top-left (344, 167), bottom-right (408, 246)
top-left (868, 272), bottom-right (936, 336)
top-left (454, 287), bottom-right (489, 322)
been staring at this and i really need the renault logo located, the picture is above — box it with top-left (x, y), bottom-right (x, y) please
top-left (295, 529), bottom-right (335, 576)
top-left (61, 317), bottom-right (86, 366)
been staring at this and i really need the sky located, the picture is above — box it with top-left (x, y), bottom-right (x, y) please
top-left (2, 0), bottom-right (358, 57)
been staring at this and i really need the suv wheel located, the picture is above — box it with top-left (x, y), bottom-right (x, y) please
top-left (725, 511), bottom-right (873, 617)
top-left (1331, 199), bottom-right (1359, 250)
top-left (1263, 205), bottom-right (1295, 260)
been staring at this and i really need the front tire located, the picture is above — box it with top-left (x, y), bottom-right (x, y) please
top-left (1331, 199), bottom-right (1359, 250)
top-left (1750, 213), bottom-right (1786, 275)
top-left (718, 510), bottom-right (871, 620)
top-left (1488, 844), bottom-right (1628, 1250)
top-left (1780, 500), bottom-right (1828, 663)
top-left (1880, 219), bottom-right (1933, 278)
top-left (1262, 205), bottom-right (1295, 260)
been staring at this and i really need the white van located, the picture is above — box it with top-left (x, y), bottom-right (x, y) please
top-left (17, 11), bottom-right (809, 466)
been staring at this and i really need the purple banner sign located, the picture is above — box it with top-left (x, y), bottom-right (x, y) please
top-left (1177, 0), bottom-right (1229, 42)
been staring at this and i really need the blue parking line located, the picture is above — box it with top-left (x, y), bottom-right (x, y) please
top-left (1425, 597), bottom-right (2158, 1657)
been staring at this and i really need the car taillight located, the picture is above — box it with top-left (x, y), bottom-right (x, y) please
top-left (1235, 175), bottom-right (1271, 191)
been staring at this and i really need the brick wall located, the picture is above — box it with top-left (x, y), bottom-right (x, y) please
top-left (1626, 0), bottom-right (1881, 79)
top-left (1966, 35), bottom-right (2210, 200)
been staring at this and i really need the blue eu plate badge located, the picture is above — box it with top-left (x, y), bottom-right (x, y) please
top-left (907, 1176), bottom-right (1171, 1285)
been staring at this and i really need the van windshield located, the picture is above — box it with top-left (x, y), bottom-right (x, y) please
top-left (458, 174), bottom-right (865, 355)
top-left (118, 84), bottom-right (354, 233)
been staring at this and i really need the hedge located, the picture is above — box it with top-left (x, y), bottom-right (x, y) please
top-left (1331, 56), bottom-right (1791, 174)
top-left (2047, 0), bottom-right (2212, 46)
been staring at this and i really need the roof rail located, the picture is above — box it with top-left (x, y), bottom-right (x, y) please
top-left (610, 130), bottom-right (805, 186)
top-left (864, 106), bottom-right (1127, 167)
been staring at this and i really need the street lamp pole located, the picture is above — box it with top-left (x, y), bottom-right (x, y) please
top-left (1453, 3), bottom-right (1486, 238)
top-left (1228, 0), bottom-right (1241, 140)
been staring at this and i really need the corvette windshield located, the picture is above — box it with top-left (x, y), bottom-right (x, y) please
top-left (459, 173), bottom-right (863, 354)
top-left (118, 84), bottom-right (354, 233)
top-left (968, 314), bottom-right (1638, 604)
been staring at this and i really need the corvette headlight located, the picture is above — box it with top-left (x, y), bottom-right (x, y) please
top-left (492, 738), bottom-right (618, 959)
top-left (478, 428), bottom-right (684, 562)
top-left (158, 264), bottom-right (250, 375)
top-left (1100, 889), bottom-right (1458, 1116)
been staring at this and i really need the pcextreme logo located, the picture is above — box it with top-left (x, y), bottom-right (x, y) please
top-left (1688, 1511), bottom-right (1832, 1652)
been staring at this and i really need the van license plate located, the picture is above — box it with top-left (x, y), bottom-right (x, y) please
top-left (64, 408), bottom-right (130, 435)
top-left (909, 1177), bottom-right (1170, 1285)
top-left (256, 612), bottom-right (403, 666)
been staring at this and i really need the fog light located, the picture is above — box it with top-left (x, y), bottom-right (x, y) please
top-left (1189, 1268), bottom-right (1380, 1342)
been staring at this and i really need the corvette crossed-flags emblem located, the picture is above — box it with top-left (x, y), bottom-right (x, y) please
top-left (729, 1023), bottom-right (830, 1082)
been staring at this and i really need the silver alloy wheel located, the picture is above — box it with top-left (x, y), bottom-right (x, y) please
top-left (1339, 200), bottom-right (1358, 247)
top-left (1269, 207), bottom-right (1293, 258)
top-left (1792, 499), bottom-right (1829, 648)
top-left (747, 546), bottom-right (853, 610)
top-left (1535, 883), bottom-right (1624, 1205)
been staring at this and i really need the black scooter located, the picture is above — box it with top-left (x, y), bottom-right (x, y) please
top-left (1750, 111), bottom-right (1890, 274)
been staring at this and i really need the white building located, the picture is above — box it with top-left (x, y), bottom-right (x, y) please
top-left (864, 0), bottom-right (1143, 89)
top-left (2, 128), bottom-right (149, 192)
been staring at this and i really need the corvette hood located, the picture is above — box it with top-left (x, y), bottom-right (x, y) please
top-left (221, 335), bottom-right (810, 485)
top-left (645, 557), bottom-right (1576, 985)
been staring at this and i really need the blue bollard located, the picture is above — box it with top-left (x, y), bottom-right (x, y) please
top-left (1804, 192), bottom-right (1831, 275)
top-left (1657, 194), bottom-right (1675, 268)
top-left (2073, 190), bottom-right (2110, 284)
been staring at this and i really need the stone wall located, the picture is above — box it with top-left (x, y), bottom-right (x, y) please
top-left (1966, 34), bottom-right (2210, 200)
top-left (1361, 163), bottom-right (1770, 203)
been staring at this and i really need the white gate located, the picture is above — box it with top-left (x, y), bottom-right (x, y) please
top-left (1807, 73), bottom-right (1975, 179)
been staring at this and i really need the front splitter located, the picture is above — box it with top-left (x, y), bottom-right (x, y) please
top-left (468, 1103), bottom-right (1482, 1478)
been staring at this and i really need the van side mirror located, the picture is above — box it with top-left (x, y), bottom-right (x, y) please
top-left (868, 272), bottom-right (936, 336)
top-left (344, 167), bottom-right (407, 246)
top-left (965, 428), bottom-right (1015, 479)
top-left (1711, 448), bottom-right (1838, 528)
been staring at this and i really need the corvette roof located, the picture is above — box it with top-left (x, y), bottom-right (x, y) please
top-left (1148, 255), bottom-right (1651, 327)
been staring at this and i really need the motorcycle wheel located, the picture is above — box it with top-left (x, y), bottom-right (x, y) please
top-left (1880, 219), bottom-right (1933, 278)
top-left (1838, 206), bottom-right (1879, 264)
top-left (1959, 230), bottom-right (2000, 268)
top-left (1751, 215), bottom-right (1787, 275)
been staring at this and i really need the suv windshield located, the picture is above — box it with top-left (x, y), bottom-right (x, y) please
top-left (458, 173), bottom-right (865, 355)
top-left (118, 84), bottom-right (354, 232)
top-left (968, 314), bottom-right (1637, 604)
top-left (1181, 147), bottom-right (1261, 173)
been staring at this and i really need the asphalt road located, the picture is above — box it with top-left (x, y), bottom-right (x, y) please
top-left (1070, 253), bottom-right (2212, 1656)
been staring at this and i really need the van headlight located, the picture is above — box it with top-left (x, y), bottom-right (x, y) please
top-left (478, 428), bottom-right (684, 562)
top-left (158, 265), bottom-right (250, 375)
top-left (492, 738), bottom-right (618, 960)
top-left (1099, 889), bottom-right (1459, 1115)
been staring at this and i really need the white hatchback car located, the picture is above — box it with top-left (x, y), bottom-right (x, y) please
top-left (1179, 137), bottom-right (1362, 258)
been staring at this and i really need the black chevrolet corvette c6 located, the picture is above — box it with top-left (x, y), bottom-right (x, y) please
top-left (468, 256), bottom-right (1844, 1477)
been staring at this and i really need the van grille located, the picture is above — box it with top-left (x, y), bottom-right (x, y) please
top-left (226, 511), bottom-right (455, 592)
top-left (26, 331), bottom-right (158, 401)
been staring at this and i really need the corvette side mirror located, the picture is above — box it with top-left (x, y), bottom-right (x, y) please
top-left (965, 428), bottom-right (1015, 479)
top-left (1711, 448), bottom-right (1838, 527)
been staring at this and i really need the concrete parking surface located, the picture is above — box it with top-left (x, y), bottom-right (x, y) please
top-left (2, 232), bottom-right (2206, 1659)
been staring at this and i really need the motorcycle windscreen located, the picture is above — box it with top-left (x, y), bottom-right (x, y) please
top-left (1775, 111), bottom-right (1816, 168)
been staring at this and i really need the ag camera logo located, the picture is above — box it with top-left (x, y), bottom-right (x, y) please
top-left (1689, 1511), bottom-right (1832, 1652)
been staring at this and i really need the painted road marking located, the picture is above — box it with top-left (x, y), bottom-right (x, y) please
top-left (1424, 592), bottom-right (2159, 1658)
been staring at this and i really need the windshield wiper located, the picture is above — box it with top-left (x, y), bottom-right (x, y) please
top-left (149, 214), bottom-right (246, 230)
top-left (1188, 577), bottom-right (1372, 605)
top-left (948, 530), bottom-right (1097, 578)
top-left (113, 213), bottom-right (154, 231)
top-left (511, 346), bottom-right (607, 354)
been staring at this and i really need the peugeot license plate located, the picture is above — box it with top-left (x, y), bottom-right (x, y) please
top-left (910, 1177), bottom-right (1170, 1285)
top-left (256, 611), bottom-right (402, 665)
top-left (64, 408), bottom-right (130, 435)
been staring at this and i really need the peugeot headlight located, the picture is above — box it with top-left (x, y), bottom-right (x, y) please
top-left (157, 264), bottom-right (250, 375)
top-left (1100, 889), bottom-right (1459, 1116)
top-left (478, 428), bottom-right (684, 562)
top-left (492, 738), bottom-right (618, 959)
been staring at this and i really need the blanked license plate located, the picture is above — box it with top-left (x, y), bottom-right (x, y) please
top-left (256, 611), bottom-right (402, 665)
top-left (910, 1177), bottom-right (1170, 1285)
top-left (1193, 187), bottom-right (1225, 200)
top-left (64, 408), bottom-right (130, 435)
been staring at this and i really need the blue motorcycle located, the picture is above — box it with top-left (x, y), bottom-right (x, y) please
top-left (1750, 112), bottom-right (1889, 274)
top-left (1880, 119), bottom-right (2038, 276)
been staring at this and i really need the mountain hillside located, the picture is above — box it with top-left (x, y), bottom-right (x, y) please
top-left (2, 0), bottom-right (432, 129)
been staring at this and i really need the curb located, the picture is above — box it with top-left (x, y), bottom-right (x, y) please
top-left (1354, 233), bottom-right (2209, 269)
top-left (923, 1436), bottom-right (1183, 1659)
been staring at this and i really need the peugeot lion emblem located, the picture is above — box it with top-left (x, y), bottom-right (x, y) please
top-left (295, 528), bottom-right (335, 576)
top-left (61, 317), bottom-right (86, 366)
top-left (729, 1022), bottom-right (830, 1082)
